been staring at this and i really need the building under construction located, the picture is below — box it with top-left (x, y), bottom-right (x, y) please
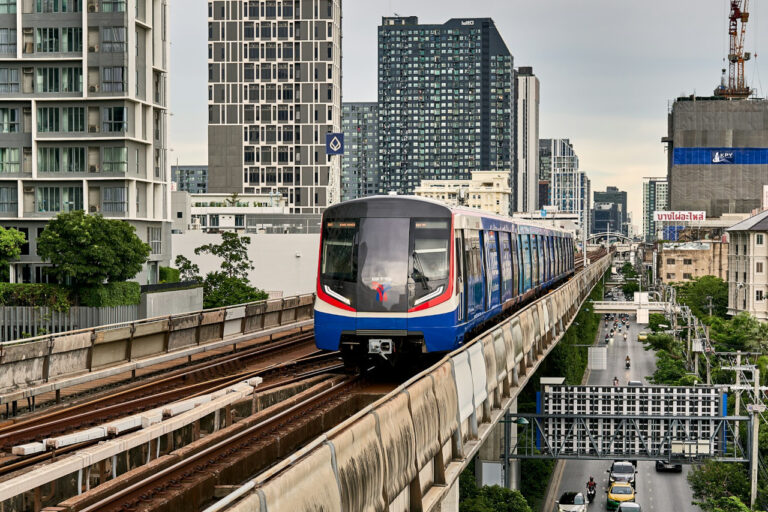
top-left (664, 96), bottom-right (768, 218)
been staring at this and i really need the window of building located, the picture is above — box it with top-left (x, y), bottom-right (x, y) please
top-left (61, 27), bottom-right (82, 53)
top-left (235, 214), bottom-right (244, 227)
top-left (0, 29), bottom-right (16, 54)
top-left (62, 107), bottom-right (84, 132)
top-left (0, 108), bottom-right (18, 133)
top-left (103, 186), bottom-right (127, 212)
top-left (176, 211), bottom-right (182, 219)
top-left (758, 234), bottom-right (765, 245)
top-left (683, 273), bottom-right (692, 280)
top-left (0, 0), bottom-right (16, 13)
top-left (102, 66), bottom-right (125, 92)
top-left (61, 67), bottom-right (80, 92)
top-left (758, 262), bottom-right (764, 273)
top-left (0, 185), bottom-right (16, 212)
top-left (103, 147), bottom-right (127, 172)
top-left (758, 290), bottom-right (764, 301)
top-left (0, 68), bottom-right (19, 93)
top-left (35, 28), bottom-right (59, 53)
top-left (683, 258), bottom-right (692, 265)
top-left (37, 107), bottom-right (59, 132)
top-left (101, 27), bottom-right (126, 52)
top-left (101, 0), bottom-right (126, 12)
top-left (36, 0), bottom-right (81, 12)
top-left (38, 147), bottom-right (60, 172)
top-left (666, 273), bottom-right (675, 280)
top-left (62, 147), bottom-right (85, 172)
top-left (102, 107), bottom-right (127, 132)
top-left (147, 226), bottom-right (161, 254)
top-left (666, 258), bottom-right (675, 265)
top-left (36, 68), bottom-right (60, 93)
top-left (0, 147), bottom-right (20, 173)
top-left (209, 214), bottom-right (219, 227)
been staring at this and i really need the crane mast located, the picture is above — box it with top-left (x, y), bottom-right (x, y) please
top-left (714, 0), bottom-right (752, 99)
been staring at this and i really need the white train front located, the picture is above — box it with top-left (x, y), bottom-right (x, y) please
top-left (314, 196), bottom-right (574, 366)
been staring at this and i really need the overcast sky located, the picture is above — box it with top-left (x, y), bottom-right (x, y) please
top-left (170, 0), bottom-right (767, 229)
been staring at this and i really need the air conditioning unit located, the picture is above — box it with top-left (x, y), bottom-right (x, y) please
top-left (22, 67), bottom-right (33, 75)
top-left (88, 125), bottom-right (98, 133)
top-left (88, 165), bottom-right (98, 173)
top-left (88, 85), bottom-right (98, 92)
top-left (89, 205), bottom-right (98, 213)
top-left (22, 27), bottom-right (33, 34)
top-left (23, 187), bottom-right (33, 193)
top-left (88, 45), bottom-right (98, 53)
top-left (88, 1), bottom-right (98, 12)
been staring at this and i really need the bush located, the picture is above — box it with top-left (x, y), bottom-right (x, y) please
top-left (159, 266), bottom-right (180, 283)
top-left (78, 282), bottom-right (141, 307)
top-left (0, 283), bottom-right (71, 311)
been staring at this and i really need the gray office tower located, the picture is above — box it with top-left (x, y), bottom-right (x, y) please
top-left (665, 97), bottom-right (768, 218)
top-left (341, 102), bottom-right (377, 200)
top-left (208, 0), bottom-right (342, 214)
top-left (594, 186), bottom-right (627, 235)
top-left (0, 0), bottom-right (171, 285)
top-left (377, 17), bottom-right (513, 195)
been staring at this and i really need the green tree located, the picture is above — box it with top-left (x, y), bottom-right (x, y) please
top-left (648, 312), bottom-right (668, 333)
top-left (0, 226), bottom-right (25, 281)
top-left (643, 333), bottom-right (676, 353)
top-left (706, 496), bottom-right (751, 512)
top-left (37, 211), bottom-right (150, 287)
top-left (709, 313), bottom-right (768, 352)
top-left (620, 262), bottom-right (637, 278)
top-left (688, 461), bottom-right (750, 508)
top-left (649, 350), bottom-right (693, 385)
top-left (675, 275), bottom-right (728, 320)
top-left (621, 281), bottom-right (639, 299)
top-left (181, 232), bottom-right (268, 308)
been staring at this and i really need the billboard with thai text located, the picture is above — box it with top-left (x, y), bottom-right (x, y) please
top-left (653, 211), bottom-right (706, 222)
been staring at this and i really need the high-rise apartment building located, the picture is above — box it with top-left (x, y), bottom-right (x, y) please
top-left (0, 0), bottom-right (170, 285)
top-left (172, 165), bottom-right (208, 194)
top-left (341, 102), bottom-right (377, 200)
top-left (377, 17), bottom-right (513, 195)
top-left (538, 138), bottom-right (553, 207)
top-left (594, 186), bottom-right (628, 235)
top-left (515, 66), bottom-right (538, 213)
top-left (546, 139), bottom-right (590, 233)
top-left (665, 97), bottom-right (768, 218)
top-left (642, 177), bottom-right (668, 242)
top-left (207, 0), bottom-right (342, 214)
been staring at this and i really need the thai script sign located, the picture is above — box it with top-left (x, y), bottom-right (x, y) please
top-left (654, 211), bottom-right (706, 222)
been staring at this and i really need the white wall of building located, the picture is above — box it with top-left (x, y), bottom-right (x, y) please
top-left (515, 71), bottom-right (539, 214)
top-left (172, 233), bottom-right (319, 298)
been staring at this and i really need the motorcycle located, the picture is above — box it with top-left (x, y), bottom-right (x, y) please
top-left (587, 486), bottom-right (596, 504)
top-left (625, 359), bottom-right (631, 369)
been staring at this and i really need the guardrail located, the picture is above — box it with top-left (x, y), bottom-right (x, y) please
top-left (0, 294), bottom-right (316, 405)
top-left (211, 255), bottom-right (611, 512)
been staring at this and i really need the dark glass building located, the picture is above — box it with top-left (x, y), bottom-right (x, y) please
top-left (172, 165), bottom-right (209, 194)
top-left (341, 103), bottom-right (378, 200)
top-left (594, 186), bottom-right (628, 235)
top-left (377, 17), bottom-right (514, 195)
top-left (591, 202), bottom-right (623, 236)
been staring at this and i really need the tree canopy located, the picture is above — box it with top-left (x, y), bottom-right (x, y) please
top-left (688, 461), bottom-right (750, 511)
top-left (709, 312), bottom-right (768, 352)
top-left (37, 211), bottom-right (150, 287)
top-left (0, 226), bottom-right (25, 281)
top-left (675, 275), bottom-right (728, 320)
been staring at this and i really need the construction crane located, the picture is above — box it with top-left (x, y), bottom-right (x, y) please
top-left (714, 0), bottom-right (752, 98)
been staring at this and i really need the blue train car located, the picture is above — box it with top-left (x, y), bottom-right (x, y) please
top-left (314, 196), bottom-right (574, 366)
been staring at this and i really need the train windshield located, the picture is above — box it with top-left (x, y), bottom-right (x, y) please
top-left (320, 216), bottom-right (450, 312)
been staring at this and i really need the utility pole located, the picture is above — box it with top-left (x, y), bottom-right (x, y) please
top-left (735, 351), bottom-right (742, 446)
top-left (751, 367), bottom-right (762, 510)
top-left (706, 295), bottom-right (713, 317)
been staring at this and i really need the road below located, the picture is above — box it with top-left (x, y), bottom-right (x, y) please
top-left (551, 293), bottom-right (702, 512)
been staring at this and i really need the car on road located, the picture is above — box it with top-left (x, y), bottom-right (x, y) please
top-left (606, 482), bottom-right (636, 511)
top-left (608, 460), bottom-right (636, 486)
top-left (655, 460), bottom-right (683, 472)
top-left (617, 503), bottom-right (642, 512)
top-left (555, 491), bottom-right (587, 512)
top-left (637, 331), bottom-right (648, 341)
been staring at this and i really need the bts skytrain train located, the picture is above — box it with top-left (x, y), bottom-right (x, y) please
top-left (314, 196), bottom-right (575, 366)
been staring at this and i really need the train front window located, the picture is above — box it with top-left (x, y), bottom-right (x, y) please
top-left (410, 219), bottom-right (450, 307)
top-left (322, 220), bottom-right (357, 281)
top-left (357, 217), bottom-right (410, 312)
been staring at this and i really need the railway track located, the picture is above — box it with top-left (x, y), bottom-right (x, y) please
top-left (73, 375), bottom-right (360, 512)
top-left (0, 329), bottom-right (346, 482)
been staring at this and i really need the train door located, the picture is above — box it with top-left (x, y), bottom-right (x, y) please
top-left (455, 230), bottom-right (465, 323)
top-left (464, 230), bottom-right (483, 319)
top-left (500, 232), bottom-right (513, 303)
top-left (511, 230), bottom-right (520, 298)
top-left (521, 234), bottom-right (532, 293)
top-left (484, 231), bottom-right (501, 309)
top-left (531, 235), bottom-right (539, 288)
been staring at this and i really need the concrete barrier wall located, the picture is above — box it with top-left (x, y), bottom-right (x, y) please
top-left (221, 256), bottom-right (611, 512)
top-left (0, 294), bottom-right (316, 402)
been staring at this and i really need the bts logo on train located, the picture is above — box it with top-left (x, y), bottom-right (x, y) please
top-left (314, 196), bottom-right (575, 368)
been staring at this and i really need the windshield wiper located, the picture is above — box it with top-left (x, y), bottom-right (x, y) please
top-left (412, 251), bottom-right (430, 291)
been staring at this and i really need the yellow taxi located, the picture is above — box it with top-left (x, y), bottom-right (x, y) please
top-left (607, 482), bottom-right (635, 511)
top-left (637, 331), bottom-right (648, 341)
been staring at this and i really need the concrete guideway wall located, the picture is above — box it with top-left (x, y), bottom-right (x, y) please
top-left (0, 294), bottom-right (316, 405)
top-left (215, 256), bottom-right (611, 512)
